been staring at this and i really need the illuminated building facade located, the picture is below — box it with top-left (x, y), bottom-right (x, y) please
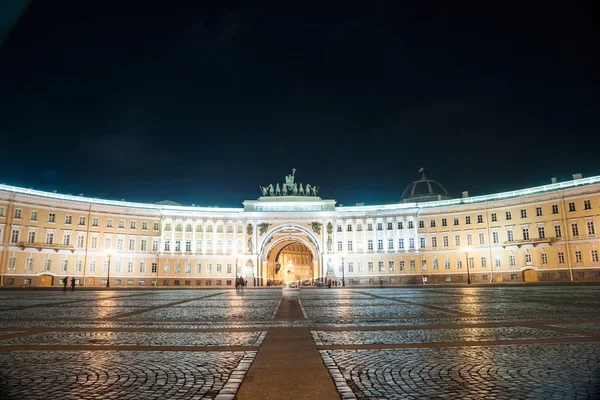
top-left (1, 171), bottom-right (600, 287)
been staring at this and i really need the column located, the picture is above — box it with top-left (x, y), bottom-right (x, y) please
top-left (233, 222), bottom-right (237, 253)
top-left (212, 220), bottom-right (217, 254)
top-left (353, 218), bottom-right (357, 254)
top-left (253, 222), bottom-right (258, 254)
top-left (192, 221), bottom-right (196, 255)
top-left (201, 222), bottom-right (206, 254)
top-left (170, 220), bottom-right (175, 255)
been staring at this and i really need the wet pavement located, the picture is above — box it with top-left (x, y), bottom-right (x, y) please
top-left (0, 285), bottom-right (598, 399)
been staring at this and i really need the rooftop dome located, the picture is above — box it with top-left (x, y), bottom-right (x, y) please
top-left (401, 170), bottom-right (451, 203)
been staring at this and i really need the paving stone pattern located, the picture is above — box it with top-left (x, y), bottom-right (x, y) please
top-left (0, 286), bottom-right (599, 399)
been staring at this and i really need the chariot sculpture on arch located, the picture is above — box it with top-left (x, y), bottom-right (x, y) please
top-left (259, 169), bottom-right (319, 197)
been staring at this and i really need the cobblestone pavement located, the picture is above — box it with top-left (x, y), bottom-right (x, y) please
top-left (0, 286), bottom-right (599, 399)
top-left (321, 344), bottom-right (600, 399)
top-left (0, 350), bottom-right (256, 399)
top-left (312, 326), bottom-right (583, 346)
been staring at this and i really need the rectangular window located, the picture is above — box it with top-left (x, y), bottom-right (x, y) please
top-left (129, 239), bottom-right (135, 251)
top-left (216, 264), bottom-right (222, 273)
top-left (14, 208), bottom-right (22, 219)
top-left (154, 222), bottom-right (160, 231)
top-left (422, 260), bottom-right (427, 270)
top-left (552, 204), bottom-right (559, 214)
top-left (584, 200), bottom-right (591, 210)
top-left (541, 252), bottom-right (548, 265)
top-left (397, 222), bottom-right (403, 229)
top-left (525, 253), bottom-right (532, 263)
top-left (357, 224), bottom-right (363, 231)
top-left (25, 257), bottom-right (32, 270)
top-left (207, 264), bottom-right (212, 273)
top-left (465, 216), bottom-right (471, 225)
top-left (337, 241), bottom-right (343, 251)
top-left (118, 220), bottom-right (125, 228)
top-left (558, 251), bottom-right (565, 264)
top-left (164, 239), bottom-right (171, 251)
top-left (505, 211), bottom-right (512, 220)
top-left (554, 224), bottom-right (562, 238)
top-left (591, 249), bottom-right (599, 263)
top-left (127, 262), bottom-right (134, 273)
top-left (92, 217), bottom-right (99, 226)
top-left (387, 222), bottom-right (393, 230)
top-left (116, 261), bottom-right (123, 273)
top-left (478, 233), bottom-right (485, 245)
top-left (587, 221), bottom-right (595, 235)
top-left (163, 264), bottom-right (169, 274)
top-left (60, 259), bottom-right (68, 272)
top-left (410, 260), bottom-right (416, 270)
top-left (522, 228), bottom-right (530, 240)
top-left (368, 240), bottom-right (373, 251)
top-left (348, 262), bottom-right (354, 272)
top-left (571, 223), bottom-right (579, 237)
top-left (130, 221), bottom-right (137, 229)
top-left (568, 202), bottom-right (576, 212)
top-left (575, 250), bottom-right (582, 263)
top-left (46, 232), bottom-right (54, 244)
top-left (27, 231), bottom-right (35, 243)
top-left (175, 263), bottom-right (181, 273)
top-left (509, 255), bottom-right (516, 266)
top-left (430, 219), bottom-right (436, 228)
top-left (378, 239), bottom-right (384, 250)
top-left (337, 225), bottom-right (342, 232)
top-left (152, 239), bottom-right (159, 252)
top-left (491, 213), bottom-right (497, 222)
top-left (520, 209), bottom-right (527, 218)
top-left (444, 258), bottom-right (450, 269)
top-left (44, 258), bottom-right (51, 271)
top-left (433, 259), bottom-right (439, 270)
top-left (8, 257), bottom-right (16, 270)
top-left (466, 234), bottom-right (472, 246)
top-left (454, 235), bottom-right (460, 246)
top-left (195, 240), bottom-right (202, 253)
top-left (419, 237), bottom-right (426, 248)
top-left (348, 240), bottom-right (353, 251)
top-left (408, 221), bottom-right (414, 229)
top-left (495, 256), bottom-right (501, 267)
top-left (481, 257), bottom-right (487, 268)
top-left (141, 239), bottom-right (147, 251)
top-left (358, 262), bottom-right (364, 272)
top-left (63, 233), bottom-right (71, 246)
top-left (377, 223), bottom-right (383, 231)
top-left (106, 219), bottom-right (113, 227)
top-left (453, 217), bottom-right (459, 226)
top-left (89, 260), bottom-right (96, 273)
top-left (0, 206), bottom-right (4, 217)
top-left (117, 238), bottom-right (124, 250)
top-left (398, 238), bottom-right (404, 249)
top-left (388, 238), bottom-right (394, 249)
top-left (409, 237), bottom-right (415, 249)
top-left (64, 215), bottom-right (72, 224)
top-left (431, 237), bottom-right (437, 248)
top-left (441, 218), bottom-right (447, 227)
top-left (77, 235), bottom-right (84, 248)
top-left (142, 221), bottom-right (148, 230)
top-left (79, 216), bottom-right (86, 225)
top-left (443, 236), bottom-right (449, 247)
top-left (538, 226), bottom-right (545, 239)
top-left (389, 261), bottom-right (395, 271)
top-left (419, 221), bottom-right (424, 228)
top-left (378, 261), bottom-right (384, 271)
top-left (399, 261), bottom-right (405, 271)
top-left (152, 262), bottom-right (158, 273)
top-left (186, 263), bottom-right (192, 274)
top-left (367, 223), bottom-right (373, 231)
top-left (492, 231), bottom-right (499, 244)
top-left (30, 210), bottom-right (38, 221)
top-left (186, 240), bottom-right (192, 252)
top-left (477, 215), bottom-right (483, 224)
top-left (536, 207), bottom-right (543, 217)
top-left (347, 224), bottom-right (352, 232)
top-left (368, 262), bottom-right (374, 272)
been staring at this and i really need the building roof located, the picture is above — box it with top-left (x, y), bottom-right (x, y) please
top-left (401, 173), bottom-right (451, 203)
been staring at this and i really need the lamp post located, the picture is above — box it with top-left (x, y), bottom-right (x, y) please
top-left (104, 249), bottom-right (114, 288)
top-left (341, 255), bottom-right (346, 287)
top-left (461, 247), bottom-right (472, 284)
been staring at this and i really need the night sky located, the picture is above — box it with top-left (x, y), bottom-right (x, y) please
top-left (0, 1), bottom-right (598, 207)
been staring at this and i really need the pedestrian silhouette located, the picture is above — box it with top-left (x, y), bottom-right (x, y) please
top-left (63, 276), bottom-right (68, 292)
top-left (70, 277), bottom-right (76, 292)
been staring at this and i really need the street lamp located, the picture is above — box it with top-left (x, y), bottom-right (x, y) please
top-left (341, 255), bottom-right (346, 287)
top-left (104, 249), bottom-right (114, 288)
top-left (461, 247), bottom-right (472, 284)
